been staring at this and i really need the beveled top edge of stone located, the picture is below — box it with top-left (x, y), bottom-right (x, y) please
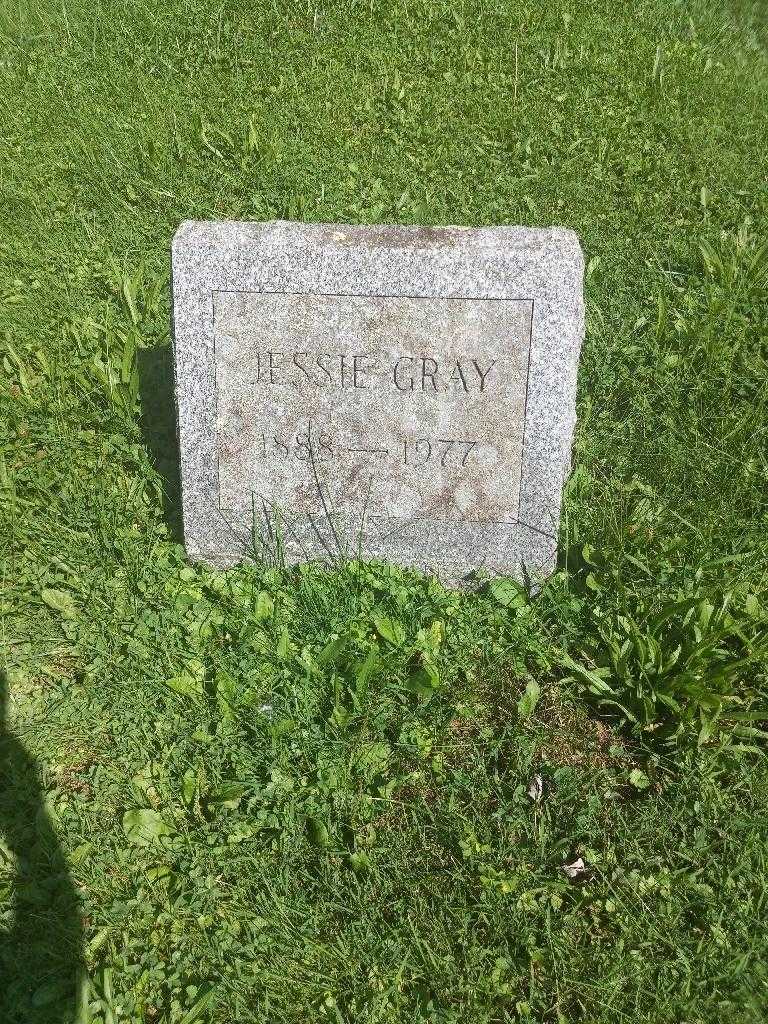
top-left (172, 219), bottom-right (583, 259)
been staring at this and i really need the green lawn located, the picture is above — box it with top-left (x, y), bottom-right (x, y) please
top-left (1, 1), bottom-right (768, 1021)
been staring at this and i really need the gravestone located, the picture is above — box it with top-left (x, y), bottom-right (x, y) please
top-left (171, 221), bottom-right (583, 584)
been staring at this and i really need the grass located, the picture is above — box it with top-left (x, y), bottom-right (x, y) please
top-left (1, 0), bottom-right (768, 1021)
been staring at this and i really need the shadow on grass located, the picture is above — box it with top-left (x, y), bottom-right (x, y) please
top-left (138, 345), bottom-right (183, 541)
top-left (0, 672), bottom-right (83, 1022)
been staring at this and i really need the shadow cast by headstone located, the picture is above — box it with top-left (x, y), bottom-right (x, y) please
top-left (0, 672), bottom-right (84, 1022)
top-left (138, 345), bottom-right (183, 541)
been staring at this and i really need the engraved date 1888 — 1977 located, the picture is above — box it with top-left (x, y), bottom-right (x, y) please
top-left (258, 432), bottom-right (482, 467)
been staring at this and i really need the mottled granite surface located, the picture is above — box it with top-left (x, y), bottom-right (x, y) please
top-left (171, 221), bottom-right (584, 585)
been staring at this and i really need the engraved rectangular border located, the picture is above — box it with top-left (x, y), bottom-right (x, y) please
top-left (171, 221), bottom-right (584, 577)
top-left (211, 289), bottom-right (534, 525)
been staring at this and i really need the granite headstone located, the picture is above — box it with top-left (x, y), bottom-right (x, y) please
top-left (171, 220), bottom-right (583, 584)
